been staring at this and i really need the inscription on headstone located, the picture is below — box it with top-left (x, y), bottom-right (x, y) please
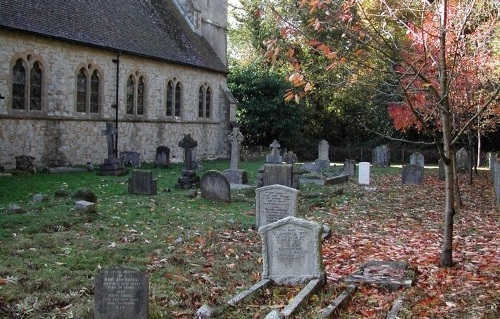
top-left (255, 185), bottom-right (299, 229)
top-left (94, 267), bottom-right (148, 319)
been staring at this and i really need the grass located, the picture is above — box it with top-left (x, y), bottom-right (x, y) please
top-left (0, 161), bottom-right (497, 318)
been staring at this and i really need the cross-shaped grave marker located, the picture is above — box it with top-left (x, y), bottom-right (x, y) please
top-left (101, 123), bottom-right (117, 158)
top-left (228, 127), bottom-right (244, 170)
top-left (178, 134), bottom-right (197, 171)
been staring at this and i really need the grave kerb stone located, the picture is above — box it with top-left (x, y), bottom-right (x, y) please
top-left (255, 184), bottom-right (299, 229)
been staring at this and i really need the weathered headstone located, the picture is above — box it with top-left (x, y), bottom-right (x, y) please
top-left (255, 184), bottom-right (299, 229)
top-left (315, 139), bottom-right (330, 171)
top-left (266, 140), bottom-right (282, 164)
top-left (409, 152), bottom-right (424, 167)
top-left (15, 155), bottom-right (36, 173)
top-left (223, 127), bottom-right (248, 184)
top-left (259, 216), bottom-right (325, 285)
top-left (94, 267), bottom-right (148, 319)
top-left (75, 200), bottom-right (96, 212)
top-left (438, 158), bottom-right (445, 180)
top-left (372, 145), bottom-right (390, 167)
top-left (155, 146), bottom-right (171, 168)
top-left (283, 151), bottom-right (298, 165)
top-left (200, 170), bottom-right (231, 203)
top-left (402, 164), bottom-right (424, 185)
top-left (99, 123), bottom-right (126, 176)
top-left (343, 159), bottom-right (356, 177)
top-left (358, 162), bottom-right (370, 185)
top-left (456, 147), bottom-right (470, 173)
top-left (177, 134), bottom-right (199, 188)
top-left (120, 151), bottom-right (141, 167)
top-left (128, 170), bottom-right (157, 195)
top-left (262, 164), bottom-right (293, 188)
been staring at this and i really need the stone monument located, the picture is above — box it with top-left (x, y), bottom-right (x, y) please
top-left (266, 140), bottom-right (282, 164)
top-left (255, 184), bottom-right (299, 229)
top-left (223, 127), bottom-right (248, 184)
top-left (177, 134), bottom-right (200, 188)
top-left (315, 139), bottom-right (330, 171)
top-left (200, 170), bottom-right (231, 203)
top-left (99, 123), bottom-right (126, 176)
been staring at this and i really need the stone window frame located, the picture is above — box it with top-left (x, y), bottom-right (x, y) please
top-left (125, 71), bottom-right (148, 117)
top-left (9, 52), bottom-right (47, 114)
top-left (165, 77), bottom-right (183, 118)
top-left (74, 62), bottom-right (103, 117)
top-left (198, 83), bottom-right (212, 119)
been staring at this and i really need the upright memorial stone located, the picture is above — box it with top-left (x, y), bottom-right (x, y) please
top-left (315, 139), bottom-right (330, 171)
top-left (410, 152), bottom-right (425, 167)
top-left (200, 170), bottom-right (231, 203)
top-left (255, 185), bottom-right (299, 229)
top-left (177, 134), bottom-right (200, 188)
top-left (402, 164), bottom-right (424, 185)
top-left (155, 146), bottom-right (171, 168)
top-left (223, 127), bottom-right (248, 184)
top-left (259, 216), bottom-right (325, 285)
top-left (128, 170), bottom-right (157, 195)
top-left (94, 267), bottom-right (148, 319)
top-left (262, 164), bottom-right (293, 187)
top-left (99, 123), bottom-right (126, 176)
top-left (456, 147), bottom-right (470, 173)
top-left (266, 140), bottom-right (282, 164)
top-left (372, 145), bottom-right (390, 167)
top-left (344, 159), bottom-right (356, 177)
top-left (358, 162), bottom-right (370, 185)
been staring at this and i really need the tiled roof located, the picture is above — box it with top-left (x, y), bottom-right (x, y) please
top-left (0, 0), bottom-right (227, 73)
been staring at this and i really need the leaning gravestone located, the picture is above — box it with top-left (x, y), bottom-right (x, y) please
top-left (409, 152), bottom-right (424, 167)
top-left (259, 216), bottom-right (325, 285)
top-left (266, 140), bottom-right (282, 164)
top-left (402, 164), bottom-right (424, 185)
top-left (200, 170), bottom-right (231, 203)
top-left (128, 170), bottom-right (157, 195)
top-left (315, 139), bottom-right (330, 171)
top-left (456, 147), bottom-right (470, 173)
top-left (344, 159), bottom-right (356, 177)
top-left (155, 146), bottom-right (171, 168)
top-left (358, 162), bottom-right (370, 185)
top-left (256, 184), bottom-right (299, 229)
top-left (372, 145), bottom-right (390, 167)
top-left (94, 267), bottom-right (148, 319)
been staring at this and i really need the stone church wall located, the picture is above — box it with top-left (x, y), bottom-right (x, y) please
top-left (0, 31), bottom-right (232, 169)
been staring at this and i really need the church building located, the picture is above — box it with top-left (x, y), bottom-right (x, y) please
top-left (0, 0), bottom-right (236, 169)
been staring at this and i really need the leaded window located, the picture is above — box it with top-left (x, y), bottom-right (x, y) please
top-left (12, 59), bottom-right (25, 110)
top-left (198, 84), bottom-right (212, 118)
top-left (77, 69), bottom-right (87, 112)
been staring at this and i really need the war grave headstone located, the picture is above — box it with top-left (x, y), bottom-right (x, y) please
top-left (223, 127), bottom-right (248, 184)
top-left (266, 140), bottom-right (282, 164)
top-left (128, 170), bottom-right (157, 195)
top-left (200, 170), bottom-right (231, 203)
top-left (315, 139), bottom-right (331, 171)
top-left (120, 151), bottom-right (141, 167)
top-left (358, 162), bottom-right (370, 185)
top-left (155, 146), bottom-right (171, 168)
top-left (99, 123), bottom-right (126, 176)
top-left (456, 147), bottom-right (470, 173)
top-left (344, 159), bottom-right (356, 177)
top-left (94, 267), bottom-right (148, 319)
top-left (409, 152), bottom-right (424, 167)
top-left (177, 134), bottom-right (200, 189)
top-left (372, 145), bottom-right (390, 167)
top-left (255, 184), bottom-right (299, 229)
top-left (402, 164), bottom-right (424, 185)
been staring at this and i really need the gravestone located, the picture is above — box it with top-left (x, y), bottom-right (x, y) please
top-left (343, 159), bottom-right (356, 177)
top-left (75, 200), bottom-right (96, 212)
top-left (155, 146), bottom-right (171, 168)
top-left (358, 162), bottom-right (370, 185)
top-left (372, 145), bottom-right (390, 167)
top-left (177, 134), bottom-right (200, 188)
top-left (283, 151), bottom-right (298, 165)
top-left (200, 170), bottom-right (231, 203)
top-left (314, 139), bottom-right (330, 171)
top-left (262, 164), bottom-right (293, 188)
top-left (266, 140), bottom-right (282, 164)
top-left (15, 155), bottom-right (36, 173)
top-left (128, 170), bottom-right (157, 195)
top-left (120, 151), bottom-right (141, 167)
top-left (99, 123), bottom-right (126, 176)
top-left (94, 267), bottom-right (148, 319)
top-left (223, 127), bottom-right (248, 184)
top-left (255, 184), bottom-right (299, 229)
top-left (410, 152), bottom-right (424, 167)
top-left (456, 147), bottom-right (470, 173)
top-left (438, 158), bottom-right (445, 180)
top-left (402, 164), bottom-right (424, 185)
top-left (259, 216), bottom-right (325, 285)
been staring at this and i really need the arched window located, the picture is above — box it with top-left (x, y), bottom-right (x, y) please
top-left (12, 59), bottom-right (26, 110)
top-left (90, 70), bottom-right (100, 113)
top-left (30, 61), bottom-right (42, 111)
top-left (75, 65), bottom-right (101, 114)
top-left (126, 73), bottom-right (147, 116)
top-left (76, 68), bottom-right (87, 112)
top-left (126, 75), bottom-right (135, 115)
top-left (198, 84), bottom-right (212, 118)
top-left (166, 79), bottom-right (182, 117)
top-left (137, 76), bottom-right (145, 115)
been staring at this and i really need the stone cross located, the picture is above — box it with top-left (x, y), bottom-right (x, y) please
top-left (228, 127), bottom-right (244, 170)
top-left (270, 140), bottom-right (280, 156)
top-left (101, 123), bottom-right (117, 158)
top-left (178, 134), bottom-right (197, 171)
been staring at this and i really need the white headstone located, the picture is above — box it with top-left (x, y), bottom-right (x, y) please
top-left (358, 162), bottom-right (370, 185)
top-left (255, 184), bottom-right (299, 229)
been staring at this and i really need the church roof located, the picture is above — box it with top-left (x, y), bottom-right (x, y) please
top-left (0, 0), bottom-right (227, 73)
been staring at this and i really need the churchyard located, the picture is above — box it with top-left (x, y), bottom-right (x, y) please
top-left (0, 158), bottom-right (498, 318)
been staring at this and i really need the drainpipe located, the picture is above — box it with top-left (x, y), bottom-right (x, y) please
top-left (112, 53), bottom-right (120, 158)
